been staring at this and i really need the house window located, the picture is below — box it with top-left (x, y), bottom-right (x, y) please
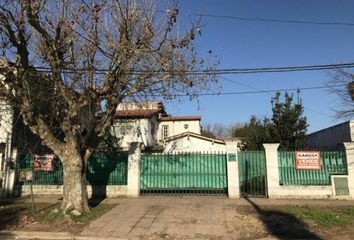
top-left (117, 125), bottom-right (132, 136)
top-left (162, 125), bottom-right (169, 140)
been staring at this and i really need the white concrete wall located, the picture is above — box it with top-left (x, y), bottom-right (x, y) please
top-left (127, 142), bottom-right (141, 197)
top-left (225, 141), bottom-right (240, 198)
top-left (163, 136), bottom-right (226, 153)
top-left (157, 120), bottom-right (201, 142)
top-left (264, 143), bottom-right (351, 199)
top-left (0, 98), bottom-right (13, 164)
top-left (268, 186), bottom-right (333, 199)
top-left (21, 185), bottom-right (128, 197)
top-left (0, 98), bottom-right (14, 196)
top-left (344, 142), bottom-right (354, 199)
top-left (112, 117), bottom-right (156, 150)
top-left (263, 144), bottom-right (280, 198)
top-left (306, 121), bottom-right (353, 148)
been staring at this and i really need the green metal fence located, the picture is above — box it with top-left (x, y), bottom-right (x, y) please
top-left (19, 152), bottom-right (128, 186)
top-left (140, 152), bottom-right (227, 195)
top-left (238, 151), bottom-right (267, 197)
top-left (278, 150), bottom-right (348, 186)
top-left (86, 152), bottom-right (128, 185)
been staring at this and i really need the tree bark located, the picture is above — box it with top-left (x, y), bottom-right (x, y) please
top-left (60, 149), bottom-right (90, 213)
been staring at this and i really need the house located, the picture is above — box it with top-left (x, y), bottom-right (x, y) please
top-left (113, 101), bottom-right (202, 151)
top-left (163, 131), bottom-right (226, 153)
top-left (157, 115), bottom-right (201, 143)
top-left (0, 95), bottom-right (14, 188)
top-left (113, 101), bottom-right (165, 150)
top-left (306, 120), bottom-right (354, 148)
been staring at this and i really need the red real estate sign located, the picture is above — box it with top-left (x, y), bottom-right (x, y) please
top-left (33, 154), bottom-right (55, 172)
top-left (295, 151), bottom-right (321, 170)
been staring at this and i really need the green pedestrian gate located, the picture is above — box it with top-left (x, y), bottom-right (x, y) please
top-left (140, 152), bottom-right (227, 195)
top-left (238, 151), bottom-right (267, 197)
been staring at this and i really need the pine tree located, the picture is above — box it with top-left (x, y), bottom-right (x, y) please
top-left (234, 91), bottom-right (308, 150)
top-left (271, 92), bottom-right (308, 150)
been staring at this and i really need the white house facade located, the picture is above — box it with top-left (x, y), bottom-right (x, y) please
top-left (163, 132), bottom-right (226, 153)
top-left (0, 96), bottom-right (14, 187)
top-left (112, 101), bottom-right (163, 150)
top-left (113, 101), bottom-right (203, 151)
top-left (157, 116), bottom-right (201, 143)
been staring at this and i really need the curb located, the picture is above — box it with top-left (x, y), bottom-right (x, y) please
top-left (0, 231), bottom-right (127, 240)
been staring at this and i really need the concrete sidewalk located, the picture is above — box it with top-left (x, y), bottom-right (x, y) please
top-left (2, 196), bottom-right (354, 239)
top-left (3, 194), bottom-right (354, 207)
top-left (80, 196), bottom-right (354, 239)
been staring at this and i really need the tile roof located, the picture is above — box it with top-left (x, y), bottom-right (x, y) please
top-left (115, 109), bottom-right (162, 118)
top-left (160, 116), bottom-right (201, 121)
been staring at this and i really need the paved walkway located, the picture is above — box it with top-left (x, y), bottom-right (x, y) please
top-left (80, 196), bottom-right (354, 240)
top-left (7, 194), bottom-right (354, 207)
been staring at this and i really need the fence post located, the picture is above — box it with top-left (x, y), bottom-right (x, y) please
top-left (343, 142), bottom-right (354, 198)
top-left (225, 141), bottom-right (240, 198)
top-left (263, 143), bottom-right (280, 198)
top-left (127, 142), bottom-right (142, 197)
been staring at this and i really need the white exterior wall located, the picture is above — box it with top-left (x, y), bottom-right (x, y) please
top-left (21, 185), bottom-right (128, 197)
top-left (112, 117), bottom-right (157, 150)
top-left (163, 136), bottom-right (225, 153)
top-left (0, 98), bottom-right (14, 189)
top-left (264, 143), bottom-right (351, 199)
top-left (268, 186), bottom-right (333, 199)
top-left (117, 101), bottom-right (161, 111)
top-left (225, 141), bottom-right (240, 198)
top-left (157, 120), bottom-right (201, 142)
top-left (344, 142), bottom-right (354, 199)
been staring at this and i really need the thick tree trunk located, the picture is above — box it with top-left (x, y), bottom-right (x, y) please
top-left (60, 151), bottom-right (90, 213)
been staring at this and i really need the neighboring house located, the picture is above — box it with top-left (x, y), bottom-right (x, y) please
top-left (0, 95), bottom-right (14, 187)
top-left (0, 94), bottom-right (42, 192)
top-left (113, 101), bottom-right (202, 151)
top-left (163, 131), bottom-right (226, 153)
top-left (113, 101), bottom-right (164, 150)
top-left (306, 120), bottom-right (354, 148)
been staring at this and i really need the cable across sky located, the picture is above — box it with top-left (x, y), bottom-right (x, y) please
top-left (149, 84), bottom-right (346, 98)
top-left (18, 61), bottom-right (354, 75)
top-left (191, 13), bottom-right (354, 27)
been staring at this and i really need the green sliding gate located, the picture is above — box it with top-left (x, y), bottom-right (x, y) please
top-left (140, 152), bottom-right (227, 195)
top-left (238, 151), bottom-right (267, 197)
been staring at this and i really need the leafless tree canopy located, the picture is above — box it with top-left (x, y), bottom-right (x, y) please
top-left (0, 0), bottom-right (218, 212)
top-left (328, 69), bottom-right (354, 119)
top-left (0, 0), bottom-right (217, 156)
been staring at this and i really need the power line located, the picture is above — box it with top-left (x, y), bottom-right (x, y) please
top-left (154, 8), bottom-right (354, 27)
top-left (151, 85), bottom-right (341, 97)
top-left (16, 62), bottom-right (354, 75)
top-left (191, 13), bottom-right (354, 27)
top-left (219, 75), bottom-right (333, 117)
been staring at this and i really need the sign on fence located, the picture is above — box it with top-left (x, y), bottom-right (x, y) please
top-left (33, 154), bottom-right (55, 172)
top-left (19, 169), bottom-right (34, 182)
top-left (295, 151), bottom-right (321, 170)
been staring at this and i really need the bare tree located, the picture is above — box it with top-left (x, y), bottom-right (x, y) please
top-left (0, 0), bottom-right (217, 213)
top-left (328, 69), bottom-right (354, 118)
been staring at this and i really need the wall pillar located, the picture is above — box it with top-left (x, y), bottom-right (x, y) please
top-left (225, 141), bottom-right (240, 198)
top-left (343, 142), bottom-right (354, 198)
top-left (127, 142), bottom-right (142, 197)
top-left (263, 143), bottom-right (280, 198)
